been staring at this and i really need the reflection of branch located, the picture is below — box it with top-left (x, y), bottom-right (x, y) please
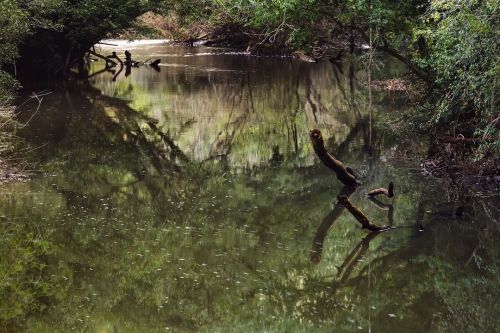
top-left (285, 75), bottom-right (301, 153)
top-left (310, 185), bottom-right (357, 263)
top-left (146, 121), bottom-right (189, 163)
top-left (337, 231), bottom-right (381, 282)
top-left (334, 117), bottom-right (367, 158)
top-left (86, 84), bottom-right (185, 173)
top-left (13, 91), bottom-right (52, 129)
top-left (464, 244), bottom-right (480, 267)
top-left (337, 196), bottom-right (390, 231)
top-left (208, 77), bottom-right (249, 160)
top-left (367, 197), bottom-right (390, 210)
top-left (112, 64), bottom-right (123, 81)
top-left (368, 197), bottom-right (394, 226)
top-left (331, 61), bottom-right (350, 106)
top-left (87, 67), bottom-right (112, 79)
top-left (305, 72), bottom-right (319, 123)
top-left (416, 199), bottom-right (426, 231)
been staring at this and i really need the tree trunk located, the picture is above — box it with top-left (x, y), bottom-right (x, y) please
top-left (374, 44), bottom-right (433, 83)
top-left (309, 129), bottom-right (360, 186)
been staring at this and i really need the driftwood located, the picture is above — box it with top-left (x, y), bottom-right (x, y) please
top-left (97, 41), bottom-right (118, 46)
top-left (125, 50), bottom-right (132, 63)
top-left (124, 50), bottom-right (141, 67)
top-left (367, 182), bottom-right (394, 198)
top-left (83, 50), bottom-right (163, 79)
top-left (148, 59), bottom-right (161, 72)
top-left (337, 196), bottom-right (390, 231)
top-left (88, 50), bottom-right (116, 67)
top-left (107, 52), bottom-right (123, 66)
top-left (309, 129), bottom-right (360, 186)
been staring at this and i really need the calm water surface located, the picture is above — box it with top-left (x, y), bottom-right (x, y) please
top-left (1, 43), bottom-right (498, 332)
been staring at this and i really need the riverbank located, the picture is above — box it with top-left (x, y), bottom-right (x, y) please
top-left (0, 105), bottom-right (29, 185)
top-left (112, 11), bottom-right (356, 61)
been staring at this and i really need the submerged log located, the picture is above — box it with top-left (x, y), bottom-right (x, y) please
top-left (309, 129), bottom-right (360, 186)
top-left (337, 196), bottom-right (390, 231)
top-left (367, 182), bottom-right (394, 198)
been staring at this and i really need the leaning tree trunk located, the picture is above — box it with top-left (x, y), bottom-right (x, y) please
top-left (309, 129), bottom-right (360, 186)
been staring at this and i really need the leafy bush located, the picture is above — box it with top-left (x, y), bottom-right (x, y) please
top-left (424, 0), bottom-right (498, 152)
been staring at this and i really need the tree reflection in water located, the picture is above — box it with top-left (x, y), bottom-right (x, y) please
top-left (1, 47), bottom-right (498, 332)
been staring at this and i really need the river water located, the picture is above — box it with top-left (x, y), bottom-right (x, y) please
top-left (1, 43), bottom-right (498, 332)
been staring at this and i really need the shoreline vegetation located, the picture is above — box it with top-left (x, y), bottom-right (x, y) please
top-left (0, 1), bottom-right (498, 186)
top-left (113, 11), bottom-right (362, 61)
top-left (0, 104), bottom-right (29, 184)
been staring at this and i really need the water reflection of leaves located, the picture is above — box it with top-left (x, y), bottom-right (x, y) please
top-left (4, 54), bottom-right (498, 332)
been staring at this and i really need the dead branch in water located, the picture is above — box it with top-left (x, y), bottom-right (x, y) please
top-left (88, 50), bottom-right (116, 67)
top-left (337, 196), bottom-right (390, 231)
top-left (309, 129), bottom-right (360, 186)
top-left (367, 182), bottom-right (394, 198)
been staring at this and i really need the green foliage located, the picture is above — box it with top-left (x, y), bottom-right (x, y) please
top-left (159, 0), bottom-right (214, 24)
top-left (0, 0), bottom-right (30, 65)
top-left (57, 0), bottom-right (150, 48)
top-left (159, 0), bottom-right (496, 159)
top-left (0, 71), bottom-right (20, 103)
top-left (0, 0), bottom-right (29, 103)
top-left (0, 223), bottom-right (57, 323)
top-left (0, 0), bottom-right (159, 79)
top-left (418, 0), bottom-right (499, 155)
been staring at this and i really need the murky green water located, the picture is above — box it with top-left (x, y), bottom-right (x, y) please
top-left (1, 44), bottom-right (499, 333)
